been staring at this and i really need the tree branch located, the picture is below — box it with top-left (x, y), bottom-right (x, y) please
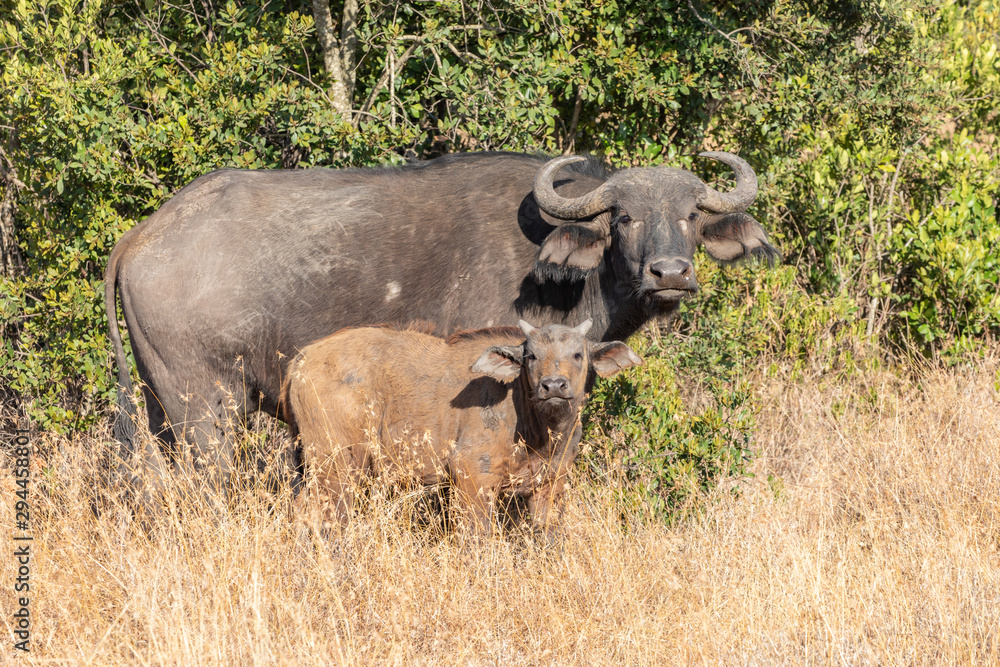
top-left (562, 85), bottom-right (584, 154)
top-left (338, 0), bottom-right (359, 100)
top-left (357, 42), bottom-right (420, 124)
top-left (687, 0), bottom-right (762, 88)
top-left (0, 140), bottom-right (26, 278)
top-left (313, 0), bottom-right (359, 120)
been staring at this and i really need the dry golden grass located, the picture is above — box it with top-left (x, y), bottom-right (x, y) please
top-left (2, 357), bottom-right (999, 665)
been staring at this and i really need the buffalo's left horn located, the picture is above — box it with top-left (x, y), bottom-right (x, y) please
top-left (533, 156), bottom-right (612, 221)
top-left (698, 151), bottom-right (758, 213)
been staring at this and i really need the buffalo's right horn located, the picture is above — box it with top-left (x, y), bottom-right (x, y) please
top-left (533, 156), bottom-right (612, 221)
top-left (698, 151), bottom-right (758, 213)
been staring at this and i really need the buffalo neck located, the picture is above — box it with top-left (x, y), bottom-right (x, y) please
top-left (594, 253), bottom-right (658, 342)
top-left (510, 372), bottom-right (583, 456)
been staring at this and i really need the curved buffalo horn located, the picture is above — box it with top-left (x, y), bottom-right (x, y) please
top-left (533, 156), bottom-right (613, 221)
top-left (697, 151), bottom-right (759, 213)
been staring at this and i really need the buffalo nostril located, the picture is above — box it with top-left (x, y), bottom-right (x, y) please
top-left (541, 376), bottom-right (570, 396)
top-left (649, 258), bottom-right (693, 277)
top-left (647, 258), bottom-right (698, 291)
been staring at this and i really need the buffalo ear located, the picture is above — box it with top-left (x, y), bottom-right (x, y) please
top-left (700, 212), bottom-right (781, 264)
top-left (532, 221), bottom-right (610, 283)
top-left (588, 341), bottom-right (643, 378)
top-left (471, 345), bottom-right (523, 383)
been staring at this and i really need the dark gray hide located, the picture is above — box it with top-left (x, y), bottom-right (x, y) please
top-left (105, 151), bottom-right (778, 490)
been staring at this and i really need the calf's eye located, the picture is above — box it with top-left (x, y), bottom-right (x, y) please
top-left (574, 353), bottom-right (583, 361)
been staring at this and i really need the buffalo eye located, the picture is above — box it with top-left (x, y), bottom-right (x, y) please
top-left (617, 210), bottom-right (632, 225)
top-left (573, 352), bottom-right (583, 361)
top-left (687, 211), bottom-right (698, 222)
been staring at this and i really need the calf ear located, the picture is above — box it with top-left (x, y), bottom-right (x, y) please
top-left (700, 212), bottom-right (781, 264)
top-left (471, 345), bottom-right (524, 383)
top-left (588, 341), bottom-right (644, 378)
top-left (532, 220), bottom-right (611, 283)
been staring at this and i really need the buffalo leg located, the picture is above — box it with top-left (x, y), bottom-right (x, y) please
top-left (105, 385), bottom-right (174, 525)
top-left (146, 381), bottom-right (243, 504)
top-left (526, 452), bottom-right (575, 541)
top-left (297, 440), bottom-right (362, 532)
top-left (450, 464), bottom-right (502, 536)
top-left (179, 404), bottom-right (238, 498)
top-left (527, 432), bottom-right (578, 540)
top-left (525, 482), bottom-right (567, 542)
top-left (123, 315), bottom-right (247, 504)
top-left (133, 386), bottom-right (174, 492)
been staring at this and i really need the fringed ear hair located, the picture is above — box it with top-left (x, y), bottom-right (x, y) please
top-left (531, 218), bottom-right (611, 284)
top-left (470, 345), bottom-right (524, 383)
top-left (588, 341), bottom-right (643, 378)
top-left (700, 212), bottom-right (780, 265)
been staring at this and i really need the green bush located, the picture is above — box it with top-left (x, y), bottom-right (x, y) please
top-left (583, 335), bottom-right (757, 524)
top-left (891, 140), bottom-right (999, 353)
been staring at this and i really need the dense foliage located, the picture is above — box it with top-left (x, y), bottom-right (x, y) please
top-left (1, 0), bottom-right (997, 516)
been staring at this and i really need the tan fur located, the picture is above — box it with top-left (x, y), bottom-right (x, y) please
top-left (445, 326), bottom-right (525, 346)
top-left (283, 323), bottom-right (639, 537)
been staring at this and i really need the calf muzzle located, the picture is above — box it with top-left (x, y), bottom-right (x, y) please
top-left (538, 375), bottom-right (573, 400)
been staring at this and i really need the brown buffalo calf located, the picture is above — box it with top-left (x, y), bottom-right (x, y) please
top-left (284, 319), bottom-right (642, 537)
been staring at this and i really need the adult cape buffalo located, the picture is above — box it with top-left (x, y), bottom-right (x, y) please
top-left (105, 151), bottom-right (778, 491)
